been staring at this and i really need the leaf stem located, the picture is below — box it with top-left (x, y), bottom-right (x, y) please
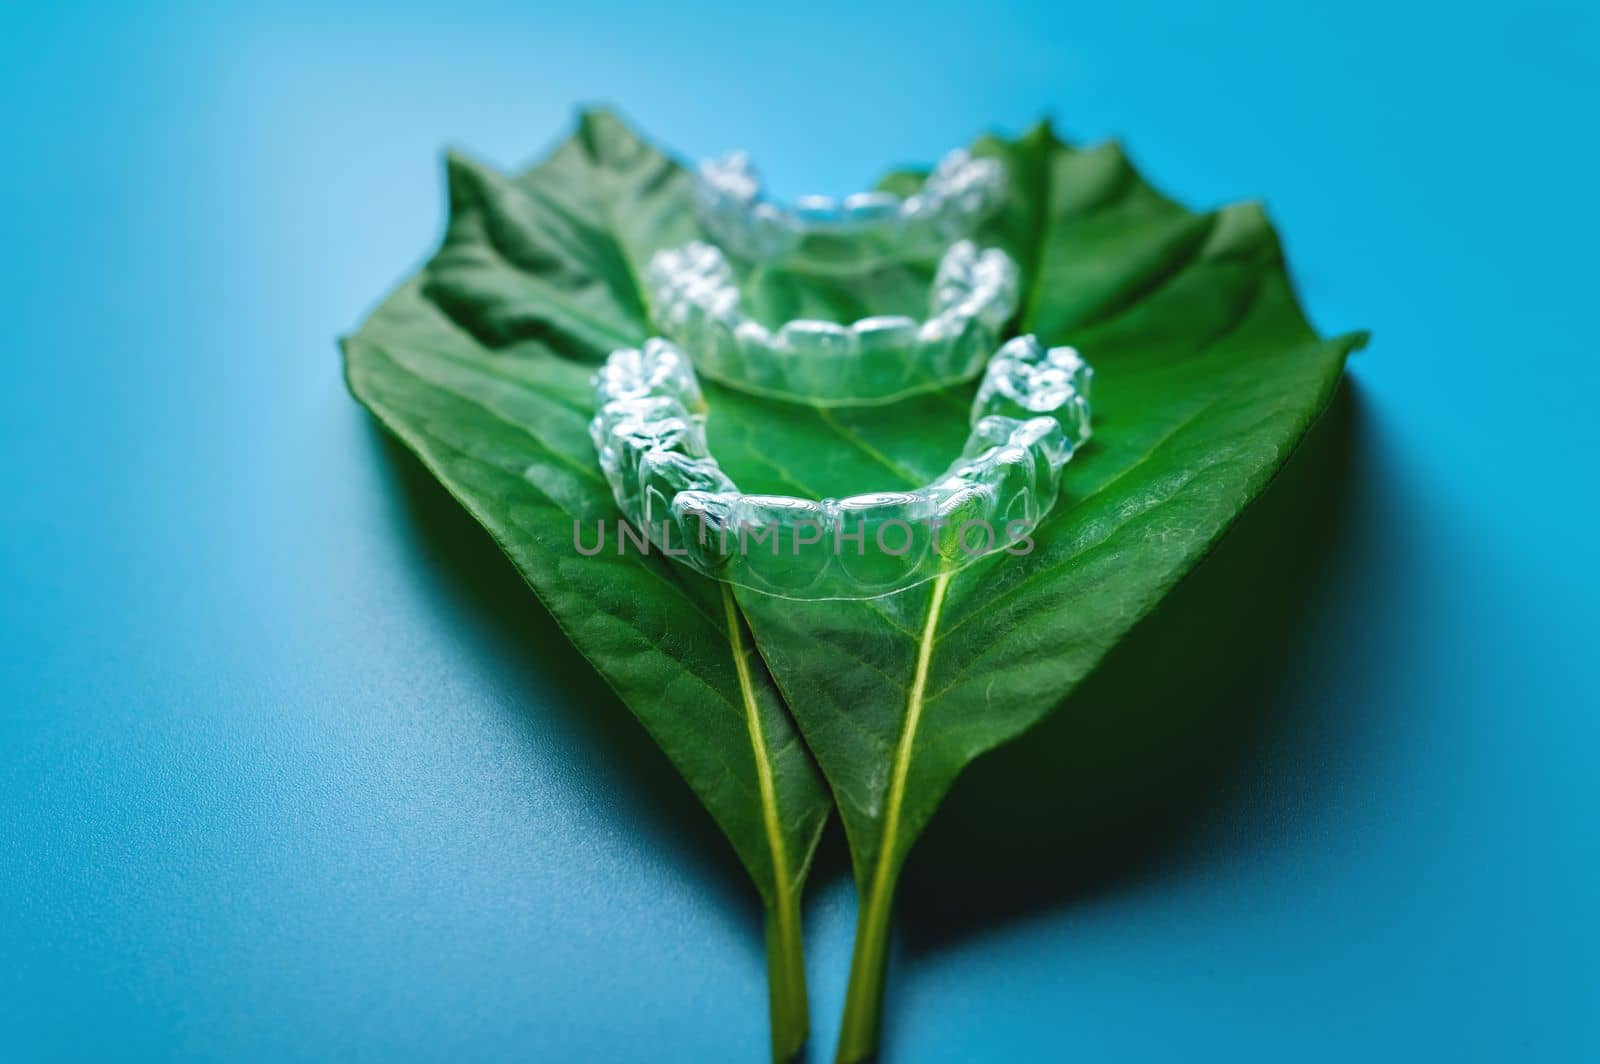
top-left (724, 585), bottom-right (810, 1062)
top-left (836, 571), bottom-right (952, 1063)
top-left (765, 894), bottom-right (810, 1062)
top-left (836, 868), bottom-right (897, 1064)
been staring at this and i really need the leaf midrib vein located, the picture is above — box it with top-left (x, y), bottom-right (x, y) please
top-left (586, 142), bottom-right (816, 910)
top-left (724, 585), bottom-right (799, 898)
top-left (868, 570), bottom-right (951, 888)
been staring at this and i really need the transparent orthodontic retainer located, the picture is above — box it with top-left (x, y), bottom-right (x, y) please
top-left (694, 148), bottom-right (1006, 273)
top-left (646, 239), bottom-right (1020, 407)
top-left (589, 336), bottom-right (1093, 600)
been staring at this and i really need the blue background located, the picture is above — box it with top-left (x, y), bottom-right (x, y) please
top-left (2, 1), bottom-right (1596, 1060)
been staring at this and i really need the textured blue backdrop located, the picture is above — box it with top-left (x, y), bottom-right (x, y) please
top-left (2, 2), bottom-right (1596, 1060)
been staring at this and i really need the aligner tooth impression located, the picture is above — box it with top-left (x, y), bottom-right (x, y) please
top-left (590, 335), bottom-right (1093, 600)
top-left (646, 239), bottom-right (1021, 406)
top-left (694, 148), bottom-right (1007, 271)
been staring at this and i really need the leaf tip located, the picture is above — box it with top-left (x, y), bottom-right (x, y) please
top-left (439, 146), bottom-right (481, 184)
top-left (573, 102), bottom-right (639, 143)
top-left (1341, 330), bottom-right (1374, 355)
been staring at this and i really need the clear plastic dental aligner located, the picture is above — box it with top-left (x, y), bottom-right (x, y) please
top-left (694, 148), bottom-right (1006, 272)
top-left (646, 239), bottom-right (1020, 406)
top-left (588, 336), bottom-right (1093, 600)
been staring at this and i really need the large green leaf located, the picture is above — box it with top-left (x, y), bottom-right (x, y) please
top-left (343, 109), bottom-right (1362, 1062)
top-left (727, 126), bottom-right (1365, 1059)
top-left (341, 114), bottom-right (834, 1061)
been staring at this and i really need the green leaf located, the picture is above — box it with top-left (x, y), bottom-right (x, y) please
top-left (341, 112), bottom-right (833, 1062)
top-left (344, 108), bottom-right (1362, 1062)
top-left (728, 124), bottom-right (1365, 1060)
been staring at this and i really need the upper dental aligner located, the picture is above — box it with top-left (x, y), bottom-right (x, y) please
top-left (694, 148), bottom-right (1006, 271)
top-left (646, 240), bottom-right (1020, 406)
top-left (973, 331), bottom-right (1094, 444)
top-left (589, 335), bottom-right (1093, 600)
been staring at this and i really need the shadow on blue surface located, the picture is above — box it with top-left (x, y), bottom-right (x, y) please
top-left (903, 381), bottom-right (1372, 946)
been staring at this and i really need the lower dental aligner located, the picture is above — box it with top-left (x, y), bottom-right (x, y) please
top-left (694, 148), bottom-right (1005, 272)
top-left (589, 336), bottom-right (1093, 600)
top-left (646, 240), bottom-right (1020, 405)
